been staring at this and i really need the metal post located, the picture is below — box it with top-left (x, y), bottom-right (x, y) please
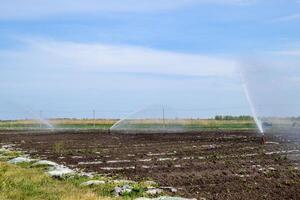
top-left (39, 110), bottom-right (42, 128)
top-left (163, 106), bottom-right (165, 129)
top-left (93, 110), bottom-right (96, 128)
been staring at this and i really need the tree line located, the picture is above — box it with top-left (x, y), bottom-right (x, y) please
top-left (214, 115), bottom-right (253, 120)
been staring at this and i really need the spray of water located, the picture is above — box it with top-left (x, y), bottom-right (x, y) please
top-left (110, 104), bottom-right (183, 133)
top-left (20, 109), bottom-right (54, 129)
top-left (238, 63), bottom-right (264, 135)
top-left (110, 107), bottom-right (147, 131)
top-left (3, 100), bottom-right (54, 129)
top-left (37, 111), bottom-right (54, 129)
top-left (242, 83), bottom-right (264, 134)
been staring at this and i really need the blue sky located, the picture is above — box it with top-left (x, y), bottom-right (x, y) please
top-left (0, 0), bottom-right (300, 119)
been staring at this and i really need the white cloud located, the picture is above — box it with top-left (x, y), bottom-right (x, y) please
top-left (0, 0), bottom-right (255, 20)
top-left (274, 50), bottom-right (300, 56)
top-left (0, 39), bottom-right (244, 118)
top-left (268, 49), bottom-right (300, 56)
top-left (0, 39), bottom-right (238, 78)
top-left (273, 13), bottom-right (300, 22)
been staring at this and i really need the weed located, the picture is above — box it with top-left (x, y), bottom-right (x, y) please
top-left (53, 141), bottom-right (65, 154)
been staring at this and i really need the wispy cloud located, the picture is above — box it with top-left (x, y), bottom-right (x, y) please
top-left (273, 50), bottom-right (300, 56)
top-left (273, 13), bottom-right (300, 22)
top-left (0, 38), bottom-right (244, 118)
top-left (0, 38), bottom-right (238, 78)
top-left (0, 0), bottom-right (255, 20)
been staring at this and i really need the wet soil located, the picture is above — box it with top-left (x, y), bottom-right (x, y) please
top-left (0, 130), bottom-right (299, 200)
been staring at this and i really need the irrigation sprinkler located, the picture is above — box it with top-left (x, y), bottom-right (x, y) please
top-left (260, 136), bottom-right (266, 145)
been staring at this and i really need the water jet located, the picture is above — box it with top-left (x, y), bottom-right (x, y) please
top-left (242, 83), bottom-right (264, 135)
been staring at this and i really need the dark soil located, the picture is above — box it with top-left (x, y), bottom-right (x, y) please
top-left (0, 130), bottom-right (299, 200)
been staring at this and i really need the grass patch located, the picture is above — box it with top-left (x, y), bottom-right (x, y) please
top-left (65, 175), bottom-right (148, 199)
top-left (0, 150), bottom-right (23, 161)
top-left (0, 162), bottom-right (111, 200)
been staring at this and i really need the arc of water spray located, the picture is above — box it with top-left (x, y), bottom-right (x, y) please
top-left (110, 107), bottom-right (147, 130)
top-left (22, 109), bottom-right (54, 129)
top-left (110, 104), bottom-right (168, 131)
top-left (238, 65), bottom-right (264, 134)
top-left (242, 84), bottom-right (264, 134)
top-left (37, 110), bottom-right (54, 129)
top-left (3, 100), bottom-right (54, 129)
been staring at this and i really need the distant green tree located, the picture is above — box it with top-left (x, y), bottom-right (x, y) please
top-left (214, 115), bottom-right (253, 120)
top-left (214, 115), bottom-right (223, 120)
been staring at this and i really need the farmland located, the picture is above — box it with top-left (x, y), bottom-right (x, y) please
top-left (0, 129), bottom-right (299, 199)
top-left (0, 119), bottom-right (116, 129)
top-left (0, 118), bottom-right (256, 130)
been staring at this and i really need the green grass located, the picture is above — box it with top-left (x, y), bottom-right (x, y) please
top-left (0, 148), bottom-right (155, 200)
top-left (68, 176), bottom-right (146, 199)
top-left (0, 119), bottom-right (116, 130)
top-left (0, 162), bottom-right (111, 200)
top-left (54, 124), bottom-right (113, 129)
top-left (0, 150), bottom-right (23, 162)
top-left (0, 118), bottom-right (256, 131)
top-left (0, 161), bottom-right (156, 200)
top-left (117, 119), bottom-right (256, 131)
